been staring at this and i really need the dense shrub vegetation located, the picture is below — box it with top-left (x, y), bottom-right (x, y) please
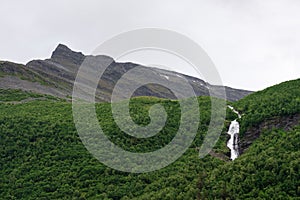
top-left (0, 92), bottom-right (223, 199)
top-left (233, 78), bottom-right (300, 135)
top-left (199, 127), bottom-right (300, 199)
top-left (0, 78), bottom-right (300, 199)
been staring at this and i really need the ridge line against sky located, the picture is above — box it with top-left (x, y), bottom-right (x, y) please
top-left (1, 0), bottom-right (300, 91)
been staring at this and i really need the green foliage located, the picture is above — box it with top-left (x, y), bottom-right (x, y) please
top-left (199, 127), bottom-right (300, 199)
top-left (0, 78), bottom-right (300, 199)
top-left (0, 93), bottom-right (224, 199)
top-left (234, 78), bottom-right (300, 135)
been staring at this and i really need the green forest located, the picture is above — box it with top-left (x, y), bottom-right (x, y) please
top-left (0, 79), bottom-right (299, 199)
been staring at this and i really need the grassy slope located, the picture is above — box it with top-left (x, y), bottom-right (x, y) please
top-left (0, 61), bottom-right (51, 86)
top-left (0, 78), bottom-right (300, 199)
top-left (0, 89), bottom-right (60, 102)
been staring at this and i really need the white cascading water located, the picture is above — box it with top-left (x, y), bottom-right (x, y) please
top-left (227, 106), bottom-right (241, 160)
top-left (228, 105), bottom-right (241, 119)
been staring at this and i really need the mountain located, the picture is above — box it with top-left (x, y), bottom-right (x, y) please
top-left (0, 78), bottom-right (299, 199)
top-left (0, 44), bottom-right (252, 102)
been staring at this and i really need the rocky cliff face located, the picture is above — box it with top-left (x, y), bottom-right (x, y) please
top-left (240, 113), bottom-right (300, 154)
top-left (51, 44), bottom-right (85, 65)
top-left (0, 44), bottom-right (252, 101)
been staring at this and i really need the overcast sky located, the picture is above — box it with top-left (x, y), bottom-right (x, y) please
top-left (1, 0), bottom-right (300, 91)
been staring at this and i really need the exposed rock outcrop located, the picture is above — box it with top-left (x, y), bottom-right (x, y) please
top-left (240, 113), bottom-right (300, 154)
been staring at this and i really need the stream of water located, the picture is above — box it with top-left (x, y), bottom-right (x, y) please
top-left (227, 106), bottom-right (241, 160)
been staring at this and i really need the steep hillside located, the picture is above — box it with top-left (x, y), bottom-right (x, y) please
top-left (198, 78), bottom-right (300, 199)
top-left (0, 44), bottom-right (252, 102)
top-left (0, 90), bottom-right (224, 199)
top-left (199, 126), bottom-right (300, 199)
top-left (233, 78), bottom-right (300, 153)
top-left (0, 78), bottom-right (299, 199)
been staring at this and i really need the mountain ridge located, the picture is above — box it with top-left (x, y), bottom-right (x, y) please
top-left (0, 44), bottom-right (252, 102)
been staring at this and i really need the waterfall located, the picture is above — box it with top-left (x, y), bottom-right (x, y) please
top-left (228, 105), bottom-right (241, 118)
top-left (227, 106), bottom-right (241, 160)
top-left (227, 120), bottom-right (240, 160)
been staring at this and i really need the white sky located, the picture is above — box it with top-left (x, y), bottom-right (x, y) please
top-left (1, 0), bottom-right (300, 91)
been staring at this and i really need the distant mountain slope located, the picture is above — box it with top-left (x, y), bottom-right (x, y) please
top-left (0, 44), bottom-right (252, 102)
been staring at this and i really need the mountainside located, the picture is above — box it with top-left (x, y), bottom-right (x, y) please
top-left (0, 44), bottom-right (252, 102)
top-left (0, 78), bottom-right (299, 199)
top-left (199, 78), bottom-right (300, 199)
top-left (233, 79), bottom-right (300, 153)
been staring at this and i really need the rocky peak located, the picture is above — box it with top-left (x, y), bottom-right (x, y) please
top-left (51, 44), bottom-right (85, 65)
